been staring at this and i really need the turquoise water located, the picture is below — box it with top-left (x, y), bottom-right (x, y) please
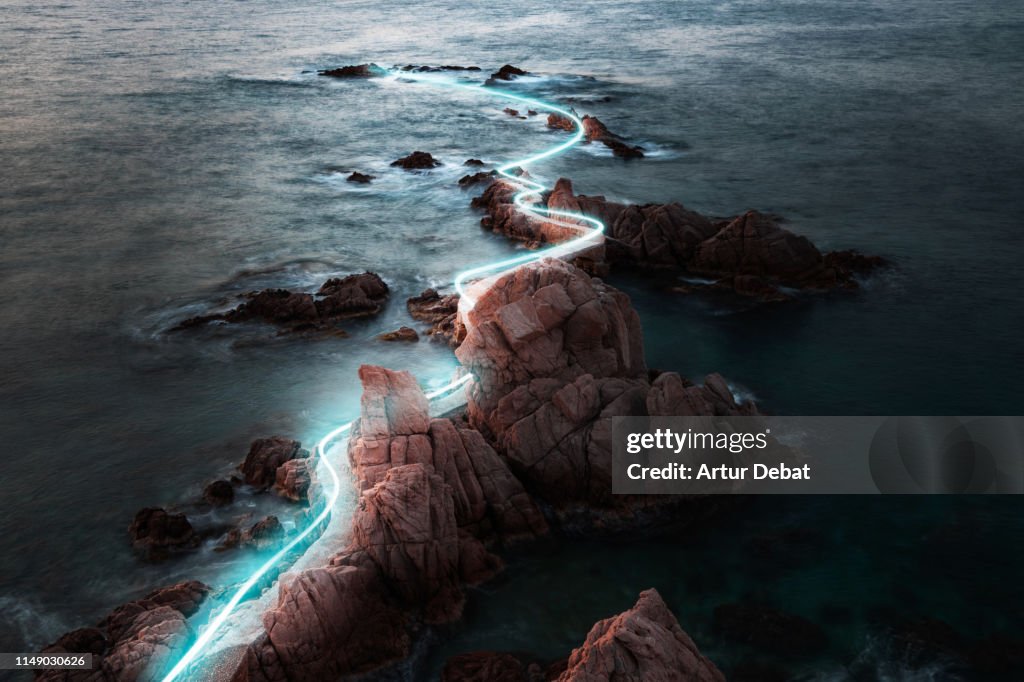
top-left (1, 0), bottom-right (1022, 677)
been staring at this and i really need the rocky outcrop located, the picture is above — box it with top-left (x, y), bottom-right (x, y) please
top-left (221, 515), bottom-right (285, 551)
top-left (240, 436), bottom-right (306, 490)
top-left (472, 177), bottom-right (883, 301)
top-left (558, 589), bottom-right (725, 681)
top-left (398, 64), bottom-right (481, 73)
top-left (464, 158), bottom-right (485, 166)
top-left (378, 326), bottom-right (419, 342)
top-left (459, 170), bottom-right (496, 188)
top-left (346, 171), bottom-right (374, 183)
top-left (391, 151), bottom-right (441, 170)
top-left (172, 272), bottom-right (389, 333)
top-left (273, 458), bottom-right (314, 502)
top-left (39, 581), bottom-right (209, 682)
top-left (407, 288), bottom-right (463, 347)
top-left (319, 63), bottom-right (386, 78)
top-left (202, 479), bottom-right (234, 507)
top-left (547, 113), bottom-right (645, 158)
top-left (128, 508), bottom-right (198, 560)
top-left (456, 259), bottom-right (749, 511)
top-left (486, 64), bottom-right (527, 84)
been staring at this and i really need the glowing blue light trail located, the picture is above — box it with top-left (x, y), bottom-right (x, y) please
top-left (161, 70), bottom-right (605, 682)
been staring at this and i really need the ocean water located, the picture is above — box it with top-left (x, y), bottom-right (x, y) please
top-left (1, 0), bottom-right (1022, 677)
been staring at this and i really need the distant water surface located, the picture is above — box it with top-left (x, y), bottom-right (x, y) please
top-left (1, 0), bottom-right (1022, 677)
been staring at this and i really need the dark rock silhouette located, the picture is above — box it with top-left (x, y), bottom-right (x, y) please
top-left (319, 63), bottom-right (386, 78)
top-left (391, 151), bottom-right (442, 169)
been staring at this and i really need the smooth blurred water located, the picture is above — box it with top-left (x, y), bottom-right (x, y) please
top-left (1, 0), bottom-right (1022, 675)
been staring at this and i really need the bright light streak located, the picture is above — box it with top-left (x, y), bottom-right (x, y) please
top-left (161, 70), bottom-right (605, 682)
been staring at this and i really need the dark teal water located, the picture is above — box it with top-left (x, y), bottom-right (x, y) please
top-left (1, 0), bottom-right (1022, 677)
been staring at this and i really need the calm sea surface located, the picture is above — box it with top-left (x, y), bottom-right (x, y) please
top-left (2, 0), bottom-right (1022, 678)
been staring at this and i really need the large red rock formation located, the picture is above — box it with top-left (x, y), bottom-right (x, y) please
top-left (557, 589), bottom-right (725, 682)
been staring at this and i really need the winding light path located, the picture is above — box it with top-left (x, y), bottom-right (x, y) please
top-left (161, 69), bottom-right (606, 682)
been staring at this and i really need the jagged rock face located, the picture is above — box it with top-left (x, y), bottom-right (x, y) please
top-left (272, 458), bottom-right (313, 502)
top-left (472, 177), bottom-right (882, 300)
top-left (455, 259), bottom-right (646, 504)
top-left (39, 581), bottom-right (209, 682)
top-left (349, 366), bottom-right (547, 547)
top-left (558, 589), bottom-right (725, 682)
top-left (690, 210), bottom-right (834, 287)
top-left (240, 436), bottom-right (305, 489)
top-left (352, 463), bottom-right (466, 623)
top-left (236, 556), bottom-right (410, 682)
top-left (407, 288), bottom-right (463, 347)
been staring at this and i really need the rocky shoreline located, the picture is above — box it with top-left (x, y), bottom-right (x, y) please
top-left (39, 64), bottom-right (897, 681)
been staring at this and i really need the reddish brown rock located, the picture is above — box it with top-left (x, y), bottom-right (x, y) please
top-left (240, 436), bottom-right (305, 490)
top-left (391, 151), bottom-right (442, 169)
top-left (471, 177), bottom-right (882, 300)
top-left (407, 288), bottom-right (463, 347)
top-left (40, 581), bottom-right (210, 682)
top-left (319, 63), bottom-right (386, 78)
top-left (352, 463), bottom-right (465, 623)
top-left (273, 458), bottom-right (314, 502)
top-left (377, 326), bottom-right (419, 342)
top-left (348, 366), bottom-right (547, 547)
top-left (314, 271), bottom-right (389, 318)
top-left (547, 113), bottom-right (644, 158)
top-left (234, 555), bottom-right (410, 681)
top-left (128, 508), bottom-right (198, 560)
top-left (558, 589), bottom-right (725, 682)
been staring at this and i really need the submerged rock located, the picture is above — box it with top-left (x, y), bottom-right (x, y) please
top-left (464, 158), bottom-right (486, 166)
top-left (391, 150), bottom-right (442, 169)
top-left (319, 63), bottom-right (386, 78)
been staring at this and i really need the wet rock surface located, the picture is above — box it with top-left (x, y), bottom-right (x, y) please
top-left (128, 508), bottom-right (198, 561)
top-left (407, 288), bottom-right (463, 347)
top-left (240, 436), bottom-right (306, 490)
top-left (319, 63), bottom-right (386, 78)
top-left (377, 326), bottom-right (419, 342)
top-left (39, 581), bottom-right (209, 682)
top-left (472, 177), bottom-right (884, 301)
top-left (391, 150), bottom-right (442, 169)
top-left (172, 272), bottom-right (389, 333)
